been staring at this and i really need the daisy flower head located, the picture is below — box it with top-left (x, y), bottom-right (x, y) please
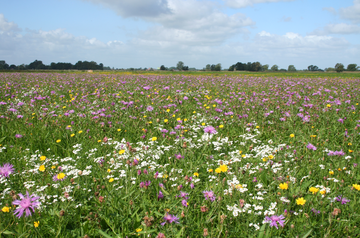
top-left (12, 191), bottom-right (41, 218)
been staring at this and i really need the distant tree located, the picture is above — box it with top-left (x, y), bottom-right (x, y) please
top-left (261, 64), bottom-right (269, 71)
top-left (307, 65), bottom-right (319, 71)
top-left (252, 62), bottom-right (262, 71)
top-left (28, 60), bottom-right (46, 70)
top-left (9, 64), bottom-right (17, 70)
top-left (335, 63), bottom-right (345, 73)
top-left (347, 64), bottom-right (358, 71)
top-left (205, 64), bottom-right (211, 71)
top-left (271, 64), bottom-right (279, 71)
top-left (160, 65), bottom-right (166, 70)
top-left (177, 61), bottom-right (184, 71)
top-left (325, 67), bottom-right (335, 72)
top-left (288, 65), bottom-right (296, 72)
top-left (228, 64), bottom-right (235, 71)
top-left (182, 66), bottom-right (189, 71)
top-left (214, 63), bottom-right (221, 71)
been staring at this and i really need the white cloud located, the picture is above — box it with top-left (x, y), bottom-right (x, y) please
top-left (339, 0), bottom-right (360, 23)
top-left (310, 23), bottom-right (360, 35)
top-left (0, 14), bottom-right (20, 32)
top-left (82, 0), bottom-right (172, 17)
top-left (224, 0), bottom-right (294, 8)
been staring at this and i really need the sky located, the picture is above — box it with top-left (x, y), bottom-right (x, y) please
top-left (1, 0), bottom-right (360, 70)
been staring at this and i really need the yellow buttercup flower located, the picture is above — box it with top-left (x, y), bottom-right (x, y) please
top-left (215, 168), bottom-right (221, 174)
top-left (34, 221), bottom-right (39, 228)
top-left (353, 184), bottom-right (360, 191)
top-left (201, 122), bottom-right (205, 126)
top-left (296, 197), bottom-right (306, 205)
top-left (219, 164), bottom-right (228, 172)
top-left (136, 228), bottom-right (142, 233)
top-left (279, 183), bottom-right (288, 190)
top-left (78, 130), bottom-right (83, 134)
top-left (309, 187), bottom-right (319, 194)
top-left (329, 170), bottom-right (334, 175)
top-left (151, 137), bottom-right (157, 141)
top-left (109, 178), bottom-right (114, 183)
top-left (2, 206), bottom-right (10, 212)
top-left (56, 139), bottom-right (61, 143)
top-left (327, 104), bottom-right (331, 108)
top-left (208, 169), bottom-right (213, 173)
top-left (219, 125), bottom-right (224, 128)
top-left (164, 119), bottom-right (168, 123)
top-left (71, 134), bottom-right (75, 137)
top-left (290, 134), bottom-right (295, 138)
top-left (39, 165), bottom-right (45, 172)
top-left (119, 150), bottom-right (125, 155)
top-left (193, 172), bottom-right (199, 177)
top-left (320, 190), bottom-right (326, 195)
top-left (57, 173), bottom-right (65, 180)
top-left (117, 129), bottom-right (121, 132)
top-left (40, 156), bottom-right (46, 161)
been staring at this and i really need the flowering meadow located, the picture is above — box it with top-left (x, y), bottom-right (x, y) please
top-left (0, 72), bottom-right (360, 237)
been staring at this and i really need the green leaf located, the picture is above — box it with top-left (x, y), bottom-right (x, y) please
top-left (300, 229), bottom-right (313, 238)
top-left (257, 223), bottom-right (267, 238)
top-left (1, 230), bottom-right (15, 235)
top-left (98, 229), bottom-right (114, 238)
top-left (0, 137), bottom-right (6, 143)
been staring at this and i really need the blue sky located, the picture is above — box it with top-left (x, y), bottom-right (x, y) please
top-left (1, 0), bottom-right (359, 70)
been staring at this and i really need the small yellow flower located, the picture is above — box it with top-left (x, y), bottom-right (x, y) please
top-left (71, 134), bottom-right (75, 137)
top-left (262, 158), bottom-right (268, 162)
top-left (176, 118), bottom-right (181, 121)
top-left (184, 119), bottom-right (188, 122)
top-left (215, 168), bottom-right (221, 174)
top-left (117, 129), bottom-right (121, 132)
top-left (338, 168), bottom-right (342, 171)
top-left (172, 115), bottom-right (175, 117)
top-left (235, 184), bottom-right (243, 189)
top-left (2, 206), bottom-right (10, 212)
top-left (56, 139), bottom-right (61, 143)
top-left (40, 156), bottom-right (46, 161)
top-left (39, 165), bottom-right (45, 172)
top-left (166, 109), bottom-right (170, 112)
top-left (268, 155), bottom-right (274, 160)
top-left (98, 140), bottom-right (102, 143)
top-left (193, 111), bottom-right (196, 113)
top-left (162, 174), bottom-right (168, 179)
top-left (119, 150), bottom-right (125, 155)
top-left (327, 104), bottom-right (331, 108)
top-left (219, 125), bottom-right (224, 128)
top-left (109, 178), bottom-right (114, 183)
top-left (201, 122), bottom-right (205, 126)
top-left (34, 221), bottom-right (39, 228)
top-left (320, 190), bottom-right (326, 195)
top-left (136, 228), bottom-right (142, 233)
top-left (349, 150), bottom-right (353, 153)
top-left (164, 119), bottom-right (168, 123)
top-left (296, 197), bottom-right (306, 205)
top-left (107, 169), bottom-right (111, 173)
top-left (329, 170), bottom-right (334, 175)
top-left (78, 130), bottom-right (83, 134)
top-left (219, 164), bottom-right (228, 172)
top-left (279, 183), bottom-right (288, 190)
top-left (241, 154), bottom-right (246, 158)
top-left (256, 126), bottom-right (259, 129)
top-left (309, 187), bottom-right (319, 194)
top-left (352, 184), bottom-right (360, 191)
top-left (193, 172), bottom-right (199, 177)
top-left (290, 134), bottom-right (295, 138)
top-left (208, 169), bottom-right (213, 173)
top-left (348, 143), bottom-right (352, 146)
top-left (152, 137), bottom-right (157, 141)
top-left (62, 106), bottom-right (66, 109)
top-left (51, 166), bottom-right (56, 169)
top-left (57, 173), bottom-right (66, 180)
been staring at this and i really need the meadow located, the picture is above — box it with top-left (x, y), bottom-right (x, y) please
top-left (0, 72), bottom-right (359, 237)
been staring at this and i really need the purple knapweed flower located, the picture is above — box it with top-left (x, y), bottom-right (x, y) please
top-left (161, 213), bottom-right (179, 226)
top-left (146, 106), bottom-right (154, 111)
top-left (0, 163), bottom-right (15, 177)
top-left (143, 86), bottom-right (151, 90)
top-left (177, 191), bottom-right (189, 200)
top-left (336, 196), bottom-right (350, 205)
top-left (203, 190), bottom-right (216, 202)
top-left (181, 199), bottom-right (188, 207)
top-left (15, 134), bottom-right (23, 138)
top-left (265, 215), bottom-right (285, 229)
top-left (175, 153), bottom-right (183, 160)
top-left (306, 143), bottom-right (317, 151)
top-left (12, 191), bottom-right (41, 218)
top-left (204, 126), bottom-right (217, 134)
top-left (158, 191), bottom-right (164, 200)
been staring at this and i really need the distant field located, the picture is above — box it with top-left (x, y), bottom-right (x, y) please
top-left (0, 72), bottom-right (359, 237)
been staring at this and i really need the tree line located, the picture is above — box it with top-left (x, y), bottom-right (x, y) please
top-left (0, 60), bottom-right (105, 70)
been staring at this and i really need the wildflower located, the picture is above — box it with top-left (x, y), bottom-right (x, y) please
top-left (56, 139), bottom-right (61, 143)
top-left (327, 104), bottom-right (331, 108)
top-left (40, 156), bottom-right (46, 161)
top-left (71, 134), bottom-right (75, 137)
top-left (329, 170), bottom-right (334, 175)
top-left (204, 126), bottom-right (217, 134)
top-left (108, 178), bottom-right (114, 183)
top-left (146, 106), bottom-right (154, 111)
top-left (12, 191), bottom-right (41, 218)
top-left (34, 221), bottom-right (39, 228)
top-left (279, 183), bottom-right (288, 190)
top-left (175, 154), bottom-right (183, 160)
top-left (181, 199), bottom-right (188, 207)
top-left (193, 172), bottom-right (199, 177)
top-left (219, 125), bottom-right (224, 128)
top-left (15, 134), bottom-right (23, 138)
top-left (215, 168), bottom-right (221, 174)
top-left (136, 228), bottom-right (142, 233)
top-left (320, 190), bottom-right (326, 195)
top-left (156, 233), bottom-right (166, 238)
top-left (78, 130), bottom-right (83, 134)
top-left (53, 173), bottom-right (66, 181)
top-left (39, 165), bottom-right (45, 172)
top-left (335, 196), bottom-right (350, 205)
top-left (119, 150), bottom-right (125, 155)
top-left (306, 143), bottom-right (317, 151)
top-left (309, 187), bottom-right (319, 194)
top-left (0, 163), bottom-right (15, 177)
top-left (352, 184), bottom-right (360, 191)
top-left (219, 164), bottom-right (228, 172)
top-left (117, 129), bottom-right (121, 132)
top-left (158, 191), bottom-right (164, 200)
top-left (253, 177), bottom-right (257, 182)
top-left (265, 215), bottom-right (285, 229)
top-left (208, 169), bottom-right (213, 173)
top-left (151, 137), bottom-right (157, 141)
top-left (296, 197), bottom-right (306, 206)
top-left (161, 213), bottom-right (179, 226)
top-left (203, 190), bottom-right (216, 202)
top-left (2, 206), bottom-right (10, 212)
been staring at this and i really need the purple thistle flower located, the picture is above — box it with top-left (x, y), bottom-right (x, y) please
top-left (12, 191), bottom-right (41, 218)
top-left (15, 134), bottom-right (23, 138)
top-left (181, 199), bottom-right (188, 207)
top-left (0, 163), bottom-right (15, 177)
top-left (203, 190), bottom-right (216, 202)
top-left (158, 191), bottom-right (164, 200)
top-left (146, 106), bottom-right (154, 111)
top-left (161, 213), bottom-right (179, 226)
top-left (204, 126), bottom-right (217, 134)
top-left (265, 215), bottom-right (285, 229)
top-left (175, 153), bottom-right (183, 160)
top-left (190, 183), bottom-right (194, 189)
top-left (336, 196), bottom-right (350, 205)
top-left (306, 143), bottom-right (317, 151)
top-left (177, 191), bottom-right (189, 200)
